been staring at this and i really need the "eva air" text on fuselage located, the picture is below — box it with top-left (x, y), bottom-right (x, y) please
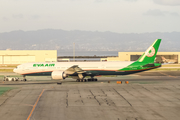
top-left (33, 64), bottom-right (55, 67)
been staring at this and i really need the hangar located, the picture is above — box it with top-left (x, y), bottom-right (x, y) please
top-left (0, 50), bottom-right (57, 64)
top-left (103, 52), bottom-right (180, 64)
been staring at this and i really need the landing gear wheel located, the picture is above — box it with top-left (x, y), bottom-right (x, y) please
top-left (83, 79), bottom-right (87, 82)
top-left (76, 79), bottom-right (80, 82)
top-left (94, 78), bottom-right (97, 81)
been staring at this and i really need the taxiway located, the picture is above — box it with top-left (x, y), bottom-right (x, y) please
top-left (0, 71), bottom-right (180, 120)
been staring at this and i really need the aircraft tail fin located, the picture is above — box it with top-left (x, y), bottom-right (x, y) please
top-left (137, 39), bottom-right (161, 63)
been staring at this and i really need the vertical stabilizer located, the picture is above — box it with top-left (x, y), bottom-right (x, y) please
top-left (137, 39), bottom-right (161, 63)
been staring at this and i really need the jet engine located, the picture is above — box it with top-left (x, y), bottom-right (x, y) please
top-left (51, 70), bottom-right (67, 80)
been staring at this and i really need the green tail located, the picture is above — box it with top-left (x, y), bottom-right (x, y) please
top-left (137, 39), bottom-right (161, 63)
top-left (119, 39), bottom-right (161, 71)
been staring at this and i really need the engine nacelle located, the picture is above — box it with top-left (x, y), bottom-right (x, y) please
top-left (51, 70), bottom-right (67, 80)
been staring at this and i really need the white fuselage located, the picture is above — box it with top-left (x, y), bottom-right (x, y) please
top-left (13, 61), bottom-right (134, 75)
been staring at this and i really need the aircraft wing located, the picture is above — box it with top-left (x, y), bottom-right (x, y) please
top-left (64, 65), bottom-right (86, 75)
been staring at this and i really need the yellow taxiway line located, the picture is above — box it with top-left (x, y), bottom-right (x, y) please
top-left (159, 72), bottom-right (177, 78)
top-left (27, 89), bottom-right (45, 120)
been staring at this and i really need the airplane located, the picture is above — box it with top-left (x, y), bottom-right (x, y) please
top-left (13, 39), bottom-right (162, 82)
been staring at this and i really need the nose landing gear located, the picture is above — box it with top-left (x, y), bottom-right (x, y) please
top-left (22, 75), bottom-right (27, 81)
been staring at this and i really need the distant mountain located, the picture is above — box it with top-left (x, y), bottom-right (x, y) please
top-left (0, 29), bottom-right (180, 53)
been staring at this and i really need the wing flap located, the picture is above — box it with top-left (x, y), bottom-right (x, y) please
top-left (65, 65), bottom-right (86, 75)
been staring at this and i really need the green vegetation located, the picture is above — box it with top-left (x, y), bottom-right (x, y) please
top-left (0, 87), bottom-right (14, 96)
top-left (0, 75), bottom-right (21, 78)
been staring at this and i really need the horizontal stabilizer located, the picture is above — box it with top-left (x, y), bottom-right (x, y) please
top-left (143, 64), bottom-right (155, 67)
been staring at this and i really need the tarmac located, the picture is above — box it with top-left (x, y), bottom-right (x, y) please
top-left (0, 71), bottom-right (180, 120)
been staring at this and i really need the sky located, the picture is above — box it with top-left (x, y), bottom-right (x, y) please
top-left (1, 0), bottom-right (180, 33)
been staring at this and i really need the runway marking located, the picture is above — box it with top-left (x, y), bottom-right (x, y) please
top-left (27, 89), bottom-right (45, 120)
top-left (159, 72), bottom-right (177, 78)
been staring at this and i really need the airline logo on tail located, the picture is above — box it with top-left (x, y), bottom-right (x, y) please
top-left (146, 46), bottom-right (155, 57)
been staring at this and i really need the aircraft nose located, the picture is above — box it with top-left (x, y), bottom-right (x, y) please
top-left (13, 68), bottom-right (17, 73)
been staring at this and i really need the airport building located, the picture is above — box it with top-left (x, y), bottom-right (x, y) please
top-left (102, 52), bottom-right (180, 64)
top-left (0, 50), bottom-right (57, 64)
top-left (1, 50), bottom-right (179, 64)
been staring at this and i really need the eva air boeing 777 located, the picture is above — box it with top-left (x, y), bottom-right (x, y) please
top-left (13, 39), bottom-right (161, 82)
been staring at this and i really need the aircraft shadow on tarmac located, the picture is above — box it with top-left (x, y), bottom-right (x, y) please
top-left (0, 71), bottom-right (180, 85)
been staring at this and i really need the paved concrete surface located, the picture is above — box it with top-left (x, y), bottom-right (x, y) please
top-left (0, 71), bottom-right (180, 120)
top-left (135, 71), bottom-right (180, 76)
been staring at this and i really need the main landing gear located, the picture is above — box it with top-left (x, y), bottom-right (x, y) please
top-left (87, 78), bottom-right (98, 82)
top-left (76, 74), bottom-right (98, 82)
top-left (76, 78), bottom-right (98, 82)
